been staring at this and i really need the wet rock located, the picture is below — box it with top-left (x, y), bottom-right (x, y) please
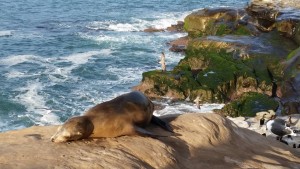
top-left (144, 27), bottom-right (164, 32)
top-left (166, 21), bottom-right (185, 32)
top-left (144, 21), bottom-right (184, 33)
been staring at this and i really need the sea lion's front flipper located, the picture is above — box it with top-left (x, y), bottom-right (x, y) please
top-left (151, 115), bottom-right (174, 133)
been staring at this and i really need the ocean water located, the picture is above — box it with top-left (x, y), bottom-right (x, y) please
top-left (0, 0), bottom-right (248, 132)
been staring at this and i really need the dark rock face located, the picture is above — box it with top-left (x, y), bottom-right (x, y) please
top-left (281, 48), bottom-right (300, 114)
top-left (136, 2), bottom-right (300, 116)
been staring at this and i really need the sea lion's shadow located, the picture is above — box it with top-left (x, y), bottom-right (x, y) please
top-left (145, 114), bottom-right (191, 160)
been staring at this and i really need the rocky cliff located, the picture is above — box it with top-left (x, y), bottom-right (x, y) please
top-left (0, 113), bottom-right (299, 169)
top-left (136, 0), bottom-right (300, 116)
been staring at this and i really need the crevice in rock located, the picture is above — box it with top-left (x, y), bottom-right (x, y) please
top-left (267, 68), bottom-right (277, 97)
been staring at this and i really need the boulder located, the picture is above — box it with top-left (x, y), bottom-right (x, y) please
top-left (144, 27), bottom-right (164, 32)
top-left (184, 8), bottom-right (252, 38)
top-left (166, 21), bottom-right (185, 32)
top-left (0, 113), bottom-right (299, 169)
top-left (247, 0), bottom-right (300, 44)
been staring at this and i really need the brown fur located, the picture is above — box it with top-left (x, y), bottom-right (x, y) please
top-left (51, 91), bottom-right (155, 142)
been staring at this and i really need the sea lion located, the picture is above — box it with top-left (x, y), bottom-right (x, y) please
top-left (51, 91), bottom-right (173, 143)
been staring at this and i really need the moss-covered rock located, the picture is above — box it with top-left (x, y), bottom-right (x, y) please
top-left (136, 5), bottom-right (299, 110)
top-left (220, 92), bottom-right (278, 117)
top-left (140, 70), bottom-right (185, 99)
top-left (184, 8), bottom-right (252, 38)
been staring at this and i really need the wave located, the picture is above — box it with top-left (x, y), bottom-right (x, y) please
top-left (85, 11), bottom-right (190, 32)
top-left (0, 30), bottom-right (13, 37)
top-left (0, 55), bottom-right (41, 67)
top-left (3, 49), bottom-right (112, 78)
top-left (63, 50), bottom-right (111, 65)
top-left (14, 81), bottom-right (61, 125)
top-left (107, 66), bottom-right (144, 83)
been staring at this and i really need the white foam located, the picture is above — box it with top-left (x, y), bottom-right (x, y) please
top-left (86, 20), bottom-right (116, 30)
top-left (0, 30), bottom-right (13, 37)
top-left (0, 55), bottom-right (40, 66)
top-left (63, 50), bottom-right (106, 65)
top-left (137, 11), bottom-right (189, 30)
top-left (15, 81), bottom-right (61, 125)
top-left (79, 32), bottom-right (124, 43)
top-left (16, 81), bottom-right (46, 112)
top-left (5, 70), bottom-right (26, 79)
top-left (107, 66), bottom-right (143, 83)
top-left (86, 11), bottom-right (188, 32)
top-left (154, 101), bottom-right (224, 116)
top-left (108, 23), bottom-right (140, 32)
top-left (44, 49), bottom-right (112, 81)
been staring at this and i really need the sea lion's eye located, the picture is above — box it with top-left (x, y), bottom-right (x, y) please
top-left (293, 130), bottom-right (298, 133)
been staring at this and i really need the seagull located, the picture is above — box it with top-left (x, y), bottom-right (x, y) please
top-left (266, 118), bottom-right (298, 140)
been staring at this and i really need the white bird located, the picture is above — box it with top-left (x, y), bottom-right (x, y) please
top-left (266, 118), bottom-right (298, 140)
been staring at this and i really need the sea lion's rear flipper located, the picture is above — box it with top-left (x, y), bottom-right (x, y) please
top-left (134, 126), bottom-right (167, 137)
top-left (151, 115), bottom-right (174, 133)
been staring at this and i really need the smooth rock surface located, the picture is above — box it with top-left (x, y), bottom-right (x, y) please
top-left (0, 113), bottom-right (299, 169)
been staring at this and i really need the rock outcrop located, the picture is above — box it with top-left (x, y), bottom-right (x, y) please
top-left (135, 1), bottom-right (300, 116)
top-left (0, 113), bottom-right (299, 169)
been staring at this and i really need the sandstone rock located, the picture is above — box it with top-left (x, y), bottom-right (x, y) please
top-left (256, 109), bottom-right (276, 119)
top-left (247, 0), bottom-right (300, 44)
top-left (166, 21), bottom-right (184, 32)
top-left (249, 0), bottom-right (300, 9)
top-left (0, 113), bottom-right (299, 169)
top-left (168, 36), bottom-right (188, 52)
top-left (144, 27), bottom-right (164, 32)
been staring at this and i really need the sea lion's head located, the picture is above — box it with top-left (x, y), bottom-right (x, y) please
top-left (51, 116), bottom-right (94, 143)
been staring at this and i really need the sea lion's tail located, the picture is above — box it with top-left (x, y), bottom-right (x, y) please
top-left (151, 115), bottom-right (174, 133)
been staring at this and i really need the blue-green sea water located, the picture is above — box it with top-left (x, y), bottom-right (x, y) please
top-left (0, 0), bottom-right (248, 131)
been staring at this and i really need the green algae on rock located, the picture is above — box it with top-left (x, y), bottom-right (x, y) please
top-left (219, 92), bottom-right (278, 117)
top-left (135, 5), bottom-right (300, 117)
